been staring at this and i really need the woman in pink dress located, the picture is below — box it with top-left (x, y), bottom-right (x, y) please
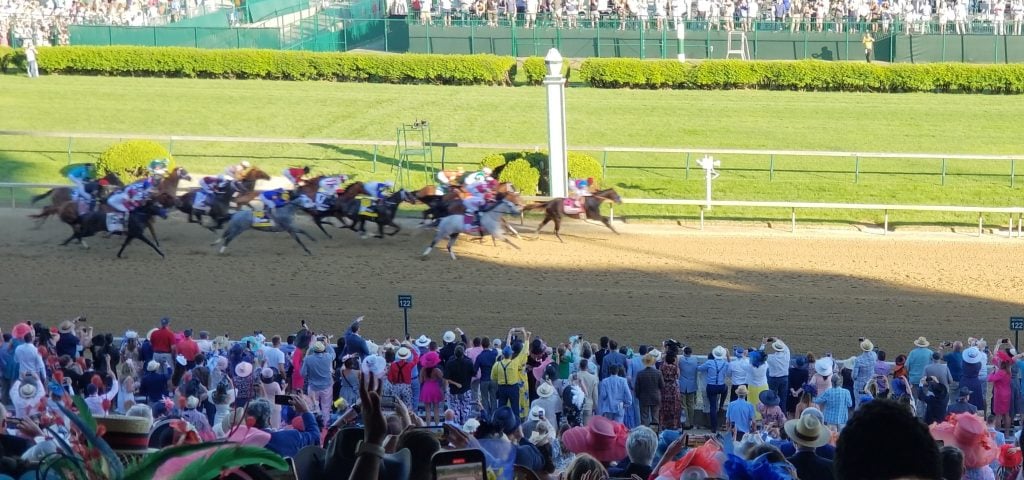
top-left (987, 353), bottom-right (1013, 438)
top-left (419, 351), bottom-right (445, 426)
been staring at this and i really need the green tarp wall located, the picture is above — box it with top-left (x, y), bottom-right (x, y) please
top-left (890, 34), bottom-right (1024, 62)
top-left (70, 25), bottom-right (282, 49)
top-left (244, 0), bottom-right (310, 23)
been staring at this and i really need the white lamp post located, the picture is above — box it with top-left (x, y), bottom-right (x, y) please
top-left (544, 48), bottom-right (568, 198)
top-left (696, 155), bottom-right (720, 209)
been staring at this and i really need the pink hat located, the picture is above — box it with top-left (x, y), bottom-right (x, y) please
top-left (561, 416), bottom-right (628, 463)
top-left (226, 425), bottom-right (272, 446)
top-left (11, 323), bottom-right (32, 341)
top-left (420, 351), bottom-right (441, 369)
top-left (930, 413), bottom-right (998, 469)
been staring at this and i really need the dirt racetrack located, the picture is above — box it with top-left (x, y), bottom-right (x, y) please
top-left (1, 208), bottom-right (1022, 357)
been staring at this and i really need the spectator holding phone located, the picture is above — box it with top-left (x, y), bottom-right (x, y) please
top-left (246, 393), bottom-right (320, 458)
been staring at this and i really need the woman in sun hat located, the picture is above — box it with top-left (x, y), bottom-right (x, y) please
top-left (531, 381), bottom-right (563, 426)
top-left (562, 415), bottom-right (629, 465)
top-left (987, 351), bottom-right (1013, 438)
top-left (387, 345), bottom-right (419, 409)
top-left (419, 351), bottom-right (444, 426)
top-left (757, 390), bottom-right (786, 429)
top-left (231, 361), bottom-right (257, 409)
top-left (853, 338), bottom-right (877, 407)
top-left (961, 346), bottom-right (986, 413)
top-left (931, 412), bottom-right (998, 479)
top-left (810, 357), bottom-right (834, 399)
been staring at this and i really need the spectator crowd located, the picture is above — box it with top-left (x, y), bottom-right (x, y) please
top-left (0, 314), bottom-right (1022, 480)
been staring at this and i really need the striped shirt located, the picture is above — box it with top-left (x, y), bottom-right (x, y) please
top-left (814, 387), bottom-right (853, 426)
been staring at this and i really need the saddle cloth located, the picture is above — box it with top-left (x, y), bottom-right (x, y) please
top-left (106, 213), bottom-right (125, 233)
top-left (252, 210), bottom-right (275, 228)
top-left (358, 196), bottom-right (378, 218)
top-left (462, 214), bottom-right (481, 234)
top-left (562, 198), bottom-right (582, 216)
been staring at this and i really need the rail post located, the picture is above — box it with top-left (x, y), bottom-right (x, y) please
top-left (883, 209), bottom-right (889, 235)
top-left (854, 155), bottom-right (860, 183)
top-left (602, 151), bottom-right (608, 179)
top-left (769, 154), bottom-right (775, 181)
top-left (1011, 159), bottom-right (1015, 188)
top-left (372, 145), bottom-right (378, 173)
top-left (66, 137), bottom-right (73, 165)
top-left (791, 207), bottom-right (796, 233)
top-left (685, 152), bottom-right (691, 179)
top-left (10, 187), bottom-right (14, 208)
top-left (699, 206), bottom-right (704, 230)
top-left (978, 213), bottom-right (983, 237)
top-left (941, 158), bottom-right (946, 186)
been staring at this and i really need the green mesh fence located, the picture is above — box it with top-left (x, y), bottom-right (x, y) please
top-left (71, 25), bottom-right (282, 49)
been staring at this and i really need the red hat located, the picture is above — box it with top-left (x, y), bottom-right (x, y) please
top-left (11, 323), bottom-right (32, 341)
top-left (657, 440), bottom-right (724, 479)
top-left (930, 413), bottom-right (998, 468)
top-left (999, 444), bottom-right (1022, 468)
top-left (561, 416), bottom-right (628, 463)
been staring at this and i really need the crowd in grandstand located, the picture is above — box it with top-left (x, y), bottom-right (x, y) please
top-left (392, 0), bottom-right (1024, 34)
top-left (0, 313), bottom-right (1022, 479)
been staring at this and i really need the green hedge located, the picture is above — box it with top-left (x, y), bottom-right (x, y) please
top-left (498, 159), bottom-right (541, 195)
top-left (98, 140), bottom-right (175, 179)
top-left (32, 46), bottom-right (517, 85)
top-left (0, 47), bottom-right (18, 74)
top-left (480, 150), bottom-right (602, 195)
top-left (522, 56), bottom-right (570, 85)
top-left (578, 59), bottom-right (1024, 93)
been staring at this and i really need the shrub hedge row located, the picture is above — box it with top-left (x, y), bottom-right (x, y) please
top-left (479, 151), bottom-right (603, 195)
top-left (21, 46), bottom-right (517, 85)
top-left (97, 140), bottom-right (175, 179)
top-left (578, 58), bottom-right (1024, 93)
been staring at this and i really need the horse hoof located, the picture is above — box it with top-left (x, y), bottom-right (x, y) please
top-left (219, 246), bottom-right (227, 254)
top-left (211, 237), bottom-right (223, 245)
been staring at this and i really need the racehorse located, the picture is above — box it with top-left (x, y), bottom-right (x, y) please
top-left (214, 201), bottom-right (316, 255)
top-left (422, 196), bottom-right (521, 260)
top-left (60, 200), bottom-right (168, 258)
top-left (415, 182), bottom-right (516, 225)
top-left (151, 167), bottom-right (192, 209)
top-left (29, 172), bottom-right (124, 225)
top-left (229, 167), bottom-right (271, 208)
top-left (347, 190), bottom-right (417, 239)
top-left (522, 188), bottom-right (623, 243)
top-left (178, 186), bottom-right (236, 232)
top-left (302, 181), bottom-right (365, 239)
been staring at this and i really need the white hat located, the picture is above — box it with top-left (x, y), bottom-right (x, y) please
top-left (712, 346), bottom-right (727, 360)
top-left (362, 355), bottom-right (387, 378)
top-left (963, 346), bottom-right (983, 364)
top-left (18, 382), bottom-right (37, 400)
top-left (186, 396), bottom-right (199, 409)
top-left (414, 335), bottom-right (431, 348)
top-left (537, 382), bottom-right (555, 398)
top-left (860, 339), bottom-right (874, 352)
top-left (175, 354), bottom-right (187, 366)
top-left (462, 418), bottom-right (480, 434)
top-left (397, 347), bottom-right (412, 360)
top-left (147, 360), bottom-right (160, 372)
top-left (814, 358), bottom-right (834, 377)
top-left (529, 405), bottom-right (546, 420)
top-left (124, 330), bottom-right (138, 340)
top-left (443, 331), bottom-right (456, 343)
top-left (648, 349), bottom-right (662, 361)
top-left (235, 361), bottom-right (254, 378)
top-left (771, 340), bottom-right (786, 352)
top-left (784, 415), bottom-right (830, 449)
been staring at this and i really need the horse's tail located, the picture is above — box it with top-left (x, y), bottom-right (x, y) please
top-left (30, 189), bottom-right (54, 205)
top-left (521, 201), bottom-right (550, 212)
top-left (28, 205), bottom-right (58, 219)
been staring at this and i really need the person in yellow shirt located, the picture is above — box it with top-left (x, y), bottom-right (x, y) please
top-left (492, 328), bottom-right (532, 420)
top-left (862, 32), bottom-right (875, 63)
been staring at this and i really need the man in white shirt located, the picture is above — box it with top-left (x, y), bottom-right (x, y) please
top-left (14, 331), bottom-right (46, 381)
top-left (764, 337), bottom-right (790, 408)
top-left (263, 336), bottom-right (287, 374)
top-left (729, 346), bottom-right (750, 400)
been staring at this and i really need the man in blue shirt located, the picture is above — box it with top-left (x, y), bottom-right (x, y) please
top-left (906, 337), bottom-right (934, 385)
top-left (677, 347), bottom-right (698, 429)
top-left (343, 316), bottom-right (369, 358)
top-left (600, 340), bottom-right (626, 380)
top-left (942, 341), bottom-right (964, 388)
top-left (726, 385), bottom-right (756, 441)
top-left (474, 338), bottom-right (499, 417)
top-left (140, 360), bottom-right (170, 403)
top-left (700, 346), bottom-right (730, 432)
top-left (247, 396), bottom-right (320, 458)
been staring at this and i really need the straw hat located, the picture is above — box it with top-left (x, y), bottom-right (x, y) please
top-left (414, 335), bottom-right (431, 348)
top-left (59, 320), bottom-right (75, 334)
top-left (914, 336), bottom-right (930, 348)
top-left (396, 347), bottom-right (412, 361)
top-left (537, 382), bottom-right (555, 398)
top-left (235, 361), bottom-right (253, 378)
top-left (735, 385), bottom-right (749, 396)
top-left (312, 341), bottom-right (326, 353)
top-left (784, 415), bottom-right (831, 448)
top-left (147, 360), bottom-right (160, 372)
top-left (771, 340), bottom-right (786, 352)
top-left (712, 346), bottom-right (727, 360)
top-left (443, 331), bottom-right (456, 343)
top-left (18, 382), bottom-right (37, 400)
top-left (860, 338), bottom-right (874, 352)
top-left (648, 349), bottom-right (662, 361)
top-left (97, 414), bottom-right (155, 455)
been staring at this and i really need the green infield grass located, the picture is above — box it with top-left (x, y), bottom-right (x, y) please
top-left (2, 75), bottom-right (1023, 226)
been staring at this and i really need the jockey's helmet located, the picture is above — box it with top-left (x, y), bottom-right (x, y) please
top-left (482, 167), bottom-right (493, 176)
top-left (241, 161), bottom-right (251, 168)
top-left (302, 166), bottom-right (311, 174)
top-left (281, 191), bottom-right (291, 201)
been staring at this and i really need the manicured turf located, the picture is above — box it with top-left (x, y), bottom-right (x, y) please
top-left (2, 75), bottom-right (1023, 225)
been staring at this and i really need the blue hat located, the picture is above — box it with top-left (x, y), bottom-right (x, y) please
top-left (502, 346), bottom-right (513, 358)
top-left (492, 407), bottom-right (519, 435)
top-left (160, 317), bottom-right (171, 326)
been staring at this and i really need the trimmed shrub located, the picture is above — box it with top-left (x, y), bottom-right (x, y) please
top-left (480, 154), bottom-right (507, 171)
top-left (34, 46), bottom-right (517, 85)
top-left (0, 47), bottom-right (22, 74)
top-left (567, 152), bottom-right (603, 184)
top-left (578, 58), bottom-right (1024, 93)
top-left (523, 56), bottom-right (571, 85)
top-left (97, 140), bottom-right (174, 179)
top-left (498, 159), bottom-right (541, 195)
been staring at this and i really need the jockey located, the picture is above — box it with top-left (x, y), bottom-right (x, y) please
top-left (435, 167), bottom-right (464, 195)
top-left (223, 161), bottom-right (252, 181)
top-left (193, 175), bottom-right (229, 212)
top-left (148, 159), bottom-right (169, 180)
top-left (462, 167), bottom-right (493, 190)
top-left (462, 179), bottom-right (496, 225)
top-left (67, 163), bottom-right (95, 206)
top-left (107, 181), bottom-right (150, 225)
top-left (361, 180), bottom-right (393, 213)
top-left (260, 188), bottom-right (290, 218)
top-left (314, 174), bottom-right (349, 212)
top-left (283, 166), bottom-right (311, 188)
top-left (569, 178), bottom-right (593, 198)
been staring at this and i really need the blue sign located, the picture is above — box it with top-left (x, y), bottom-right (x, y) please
top-left (398, 294), bottom-right (413, 309)
top-left (1011, 317), bottom-right (1024, 331)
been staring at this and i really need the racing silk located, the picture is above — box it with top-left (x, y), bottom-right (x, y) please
top-left (261, 189), bottom-right (289, 210)
top-left (463, 170), bottom-right (490, 188)
top-left (199, 176), bottom-right (225, 193)
top-left (148, 159), bottom-right (169, 176)
top-left (318, 175), bottom-right (346, 193)
top-left (283, 168), bottom-right (307, 185)
top-left (67, 165), bottom-right (93, 182)
top-left (224, 163), bottom-right (251, 180)
top-left (363, 181), bottom-right (391, 199)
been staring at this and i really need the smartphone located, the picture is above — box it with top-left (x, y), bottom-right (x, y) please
top-left (432, 449), bottom-right (487, 480)
top-left (274, 395), bottom-right (292, 406)
top-left (381, 395), bottom-right (396, 411)
top-left (413, 425), bottom-right (447, 443)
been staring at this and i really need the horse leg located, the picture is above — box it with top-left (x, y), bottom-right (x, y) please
top-left (61, 232), bottom-right (80, 247)
top-left (503, 219), bottom-right (521, 239)
top-left (534, 217), bottom-right (552, 240)
top-left (148, 222), bottom-right (160, 247)
top-left (446, 233), bottom-right (460, 260)
top-left (288, 231), bottom-right (313, 256)
top-left (501, 236), bottom-right (521, 250)
top-left (553, 216), bottom-right (564, 243)
top-left (314, 217), bottom-right (333, 239)
top-left (386, 222), bottom-right (401, 236)
top-left (126, 233), bottom-right (165, 258)
top-left (422, 232), bottom-right (443, 258)
top-left (601, 216), bottom-right (619, 234)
